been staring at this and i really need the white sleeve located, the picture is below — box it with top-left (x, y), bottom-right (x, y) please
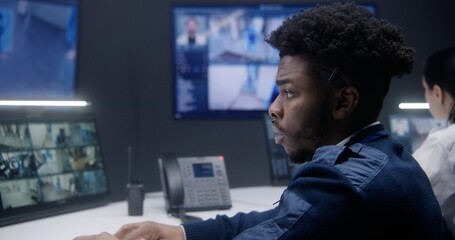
top-left (180, 225), bottom-right (187, 240)
top-left (413, 135), bottom-right (451, 205)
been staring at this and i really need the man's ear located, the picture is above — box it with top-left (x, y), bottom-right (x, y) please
top-left (333, 86), bottom-right (359, 119)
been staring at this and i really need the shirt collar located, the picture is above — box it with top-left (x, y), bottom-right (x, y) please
top-left (337, 121), bottom-right (381, 146)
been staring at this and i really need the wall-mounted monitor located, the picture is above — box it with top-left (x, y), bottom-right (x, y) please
top-left (172, 3), bottom-right (377, 119)
top-left (389, 114), bottom-right (447, 153)
top-left (0, 112), bottom-right (110, 227)
top-left (0, 0), bottom-right (79, 100)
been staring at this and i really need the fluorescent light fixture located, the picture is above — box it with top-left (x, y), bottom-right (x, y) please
top-left (0, 100), bottom-right (89, 107)
top-left (398, 102), bottom-right (429, 109)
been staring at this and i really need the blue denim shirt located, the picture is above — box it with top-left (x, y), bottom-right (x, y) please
top-left (183, 124), bottom-right (443, 240)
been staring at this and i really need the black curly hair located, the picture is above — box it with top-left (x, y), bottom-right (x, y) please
top-left (266, 2), bottom-right (415, 108)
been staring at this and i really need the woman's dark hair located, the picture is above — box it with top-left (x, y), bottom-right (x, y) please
top-left (265, 2), bottom-right (415, 113)
top-left (424, 47), bottom-right (455, 123)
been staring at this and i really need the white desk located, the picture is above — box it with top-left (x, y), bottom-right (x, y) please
top-left (0, 186), bottom-right (285, 239)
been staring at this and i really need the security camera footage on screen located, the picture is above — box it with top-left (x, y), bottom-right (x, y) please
top-left (172, 3), bottom-right (376, 119)
top-left (0, 115), bottom-right (110, 227)
top-left (389, 114), bottom-right (447, 152)
top-left (0, 0), bottom-right (79, 100)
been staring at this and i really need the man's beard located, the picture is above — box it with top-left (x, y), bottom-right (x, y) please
top-left (288, 148), bottom-right (315, 164)
top-left (287, 100), bottom-right (330, 164)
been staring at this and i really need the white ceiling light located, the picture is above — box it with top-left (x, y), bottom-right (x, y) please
top-left (0, 100), bottom-right (89, 107)
top-left (398, 102), bottom-right (429, 110)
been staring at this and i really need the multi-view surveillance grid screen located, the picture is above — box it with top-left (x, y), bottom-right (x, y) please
top-left (172, 3), bottom-right (377, 119)
top-left (0, 0), bottom-right (79, 100)
top-left (0, 115), bottom-right (110, 227)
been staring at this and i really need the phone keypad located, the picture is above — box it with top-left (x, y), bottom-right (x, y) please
top-left (178, 156), bottom-right (232, 210)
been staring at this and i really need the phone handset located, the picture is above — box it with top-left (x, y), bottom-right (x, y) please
top-left (159, 153), bottom-right (202, 223)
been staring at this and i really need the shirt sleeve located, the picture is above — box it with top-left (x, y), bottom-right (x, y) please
top-left (413, 135), bottom-right (451, 205)
top-left (182, 208), bottom-right (278, 240)
top-left (233, 162), bottom-right (361, 240)
top-left (180, 225), bottom-right (187, 240)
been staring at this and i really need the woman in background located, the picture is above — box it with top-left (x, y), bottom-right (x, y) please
top-left (413, 47), bottom-right (455, 239)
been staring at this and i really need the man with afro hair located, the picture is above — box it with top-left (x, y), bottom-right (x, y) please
top-left (75, 2), bottom-right (443, 240)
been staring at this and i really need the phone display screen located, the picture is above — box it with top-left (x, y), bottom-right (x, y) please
top-left (192, 163), bottom-right (214, 177)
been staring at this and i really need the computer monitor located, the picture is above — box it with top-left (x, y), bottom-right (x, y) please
top-left (0, 112), bottom-right (110, 227)
top-left (389, 114), bottom-right (447, 153)
top-left (0, 0), bottom-right (79, 100)
top-left (172, 3), bottom-right (377, 119)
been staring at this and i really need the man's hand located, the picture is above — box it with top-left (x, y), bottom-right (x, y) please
top-left (114, 221), bottom-right (185, 240)
top-left (73, 221), bottom-right (185, 240)
top-left (74, 232), bottom-right (118, 240)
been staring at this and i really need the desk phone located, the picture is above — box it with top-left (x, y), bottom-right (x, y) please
top-left (158, 154), bottom-right (232, 216)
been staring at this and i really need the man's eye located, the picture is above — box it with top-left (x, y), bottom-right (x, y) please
top-left (284, 90), bottom-right (294, 98)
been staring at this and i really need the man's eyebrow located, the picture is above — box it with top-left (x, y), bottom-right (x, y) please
top-left (276, 78), bottom-right (293, 86)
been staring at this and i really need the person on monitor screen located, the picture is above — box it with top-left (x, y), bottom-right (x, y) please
top-left (176, 16), bottom-right (207, 46)
top-left (412, 47), bottom-right (455, 239)
top-left (73, 3), bottom-right (443, 240)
